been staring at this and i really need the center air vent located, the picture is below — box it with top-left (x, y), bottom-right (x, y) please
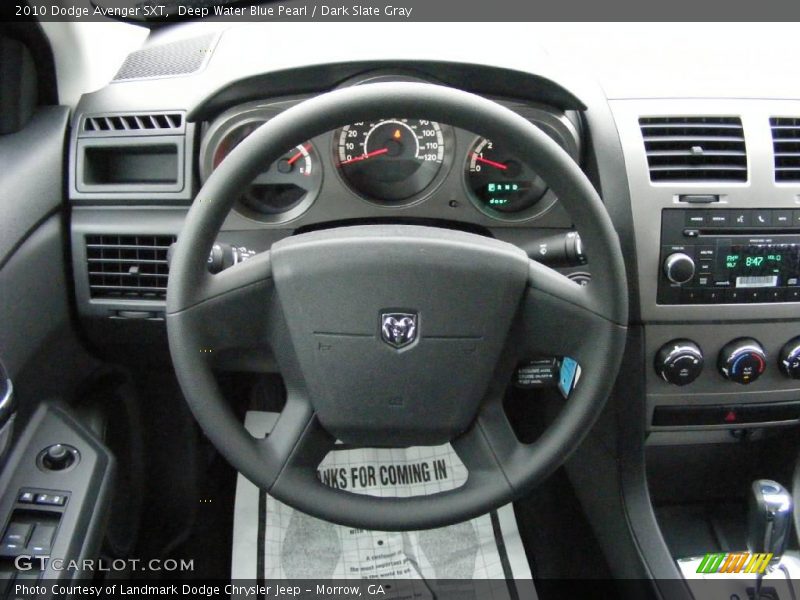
top-left (770, 117), bottom-right (800, 181)
top-left (81, 112), bottom-right (184, 135)
top-left (640, 116), bottom-right (747, 182)
top-left (86, 235), bottom-right (175, 300)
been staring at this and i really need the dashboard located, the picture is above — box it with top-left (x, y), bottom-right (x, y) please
top-left (64, 23), bottom-right (800, 443)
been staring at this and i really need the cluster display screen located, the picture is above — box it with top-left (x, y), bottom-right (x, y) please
top-left (721, 244), bottom-right (800, 288)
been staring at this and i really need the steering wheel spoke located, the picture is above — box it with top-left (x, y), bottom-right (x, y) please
top-left (521, 259), bottom-right (618, 363)
top-left (166, 251), bottom-right (273, 356)
top-left (255, 391), bottom-right (334, 487)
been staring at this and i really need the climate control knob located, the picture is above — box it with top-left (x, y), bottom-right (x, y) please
top-left (654, 339), bottom-right (704, 386)
top-left (718, 338), bottom-right (767, 385)
top-left (663, 252), bottom-right (695, 284)
top-left (778, 336), bottom-right (800, 379)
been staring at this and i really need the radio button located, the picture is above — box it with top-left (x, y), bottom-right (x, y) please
top-left (707, 212), bottom-right (729, 227)
top-left (697, 246), bottom-right (716, 259)
top-left (685, 212), bottom-right (707, 227)
top-left (787, 289), bottom-right (800, 302)
top-left (729, 210), bottom-right (751, 227)
top-left (774, 210), bottom-right (793, 227)
top-left (793, 210), bottom-right (800, 227)
top-left (753, 210), bottom-right (772, 227)
top-left (743, 289), bottom-right (762, 303)
top-left (763, 288), bottom-right (785, 302)
top-left (664, 252), bottom-right (696, 284)
top-left (683, 229), bottom-right (700, 238)
top-left (725, 289), bottom-right (746, 303)
top-left (680, 289), bottom-right (704, 304)
top-left (698, 261), bottom-right (714, 274)
top-left (704, 289), bottom-right (724, 303)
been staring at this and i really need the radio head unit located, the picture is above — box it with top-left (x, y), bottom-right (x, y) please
top-left (658, 208), bottom-right (800, 304)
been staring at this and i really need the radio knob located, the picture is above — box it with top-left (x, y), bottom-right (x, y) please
top-left (718, 338), bottom-right (767, 385)
top-left (654, 339), bottom-right (704, 386)
top-left (664, 252), bottom-right (695, 284)
top-left (778, 336), bottom-right (800, 379)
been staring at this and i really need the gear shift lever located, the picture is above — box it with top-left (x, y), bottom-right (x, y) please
top-left (747, 480), bottom-right (793, 597)
top-left (748, 480), bottom-right (793, 559)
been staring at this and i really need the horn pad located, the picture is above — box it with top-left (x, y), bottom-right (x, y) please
top-left (271, 225), bottom-right (530, 446)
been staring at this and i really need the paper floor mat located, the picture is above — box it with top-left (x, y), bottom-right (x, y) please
top-left (232, 411), bottom-right (535, 599)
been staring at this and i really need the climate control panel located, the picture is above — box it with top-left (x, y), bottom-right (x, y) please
top-left (654, 336), bottom-right (800, 386)
top-left (649, 325), bottom-right (800, 430)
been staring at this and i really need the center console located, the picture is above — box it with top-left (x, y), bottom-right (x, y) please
top-left (612, 99), bottom-right (800, 434)
top-left (608, 97), bottom-right (800, 598)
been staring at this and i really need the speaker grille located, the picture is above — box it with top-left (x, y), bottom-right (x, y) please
top-left (113, 33), bottom-right (217, 81)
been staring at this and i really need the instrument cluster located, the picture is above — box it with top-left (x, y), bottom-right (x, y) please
top-left (199, 92), bottom-right (581, 225)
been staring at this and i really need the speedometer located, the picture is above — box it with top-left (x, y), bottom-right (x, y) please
top-left (335, 119), bottom-right (447, 204)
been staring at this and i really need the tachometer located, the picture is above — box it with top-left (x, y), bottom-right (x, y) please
top-left (335, 119), bottom-right (447, 204)
top-left (466, 137), bottom-right (549, 214)
top-left (207, 120), bottom-right (321, 221)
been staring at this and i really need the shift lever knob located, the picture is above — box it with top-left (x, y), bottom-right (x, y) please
top-left (747, 479), bottom-right (793, 561)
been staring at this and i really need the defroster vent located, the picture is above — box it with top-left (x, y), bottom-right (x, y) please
top-left (86, 235), bottom-right (175, 300)
top-left (640, 116), bottom-right (747, 182)
top-left (82, 112), bottom-right (184, 135)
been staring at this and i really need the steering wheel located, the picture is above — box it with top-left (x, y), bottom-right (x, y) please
top-left (166, 82), bottom-right (628, 530)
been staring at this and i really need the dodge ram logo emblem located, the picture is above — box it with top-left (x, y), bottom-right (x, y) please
top-left (380, 312), bottom-right (418, 349)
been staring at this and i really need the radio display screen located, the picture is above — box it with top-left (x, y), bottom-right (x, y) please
top-left (722, 244), bottom-right (800, 288)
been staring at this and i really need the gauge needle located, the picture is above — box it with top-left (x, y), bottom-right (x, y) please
top-left (472, 153), bottom-right (508, 171)
top-left (339, 147), bottom-right (389, 166)
top-left (286, 144), bottom-right (312, 165)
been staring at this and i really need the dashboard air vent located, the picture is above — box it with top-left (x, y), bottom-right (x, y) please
top-left (639, 116), bottom-right (747, 182)
top-left (82, 112), bottom-right (183, 134)
top-left (770, 117), bottom-right (800, 181)
top-left (86, 235), bottom-right (175, 300)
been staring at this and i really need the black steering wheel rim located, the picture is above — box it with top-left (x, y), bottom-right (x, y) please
top-left (166, 82), bottom-right (628, 530)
